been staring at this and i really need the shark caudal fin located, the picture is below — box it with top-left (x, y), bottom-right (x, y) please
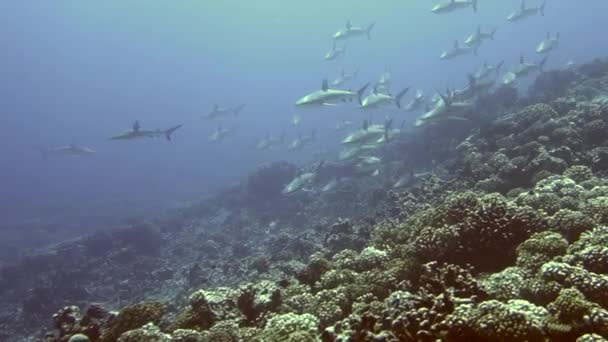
top-left (496, 60), bottom-right (505, 76)
top-left (366, 22), bottom-right (375, 40)
top-left (357, 82), bottom-right (370, 106)
top-left (472, 0), bottom-right (478, 12)
top-left (165, 124), bottom-right (183, 141)
top-left (37, 147), bottom-right (49, 159)
top-left (233, 104), bottom-right (246, 116)
top-left (395, 87), bottom-right (410, 109)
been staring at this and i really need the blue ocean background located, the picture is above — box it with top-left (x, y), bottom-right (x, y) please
top-left (1, 1), bottom-right (607, 248)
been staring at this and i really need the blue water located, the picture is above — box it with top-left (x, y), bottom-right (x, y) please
top-left (1, 1), bottom-right (607, 236)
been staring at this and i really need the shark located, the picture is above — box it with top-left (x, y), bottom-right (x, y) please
top-left (440, 40), bottom-right (477, 60)
top-left (325, 41), bottom-right (346, 61)
top-left (254, 133), bottom-right (284, 150)
top-left (359, 86), bottom-right (409, 110)
top-left (282, 161), bottom-right (325, 195)
top-left (39, 144), bottom-right (95, 158)
top-left (507, 0), bottom-right (546, 21)
top-left (109, 121), bottom-right (183, 141)
top-left (431, 0), bottom-right (478, 14)
top-left (415, 91), bottom-right (474, 127)
top-left (536, 32), bottom-right (560, 54)
top-left (333, 20), bottom-right (375, 41)
top-left (331, 69), bottom-right (358, 87)
top-left (464, 25), bottom-right (497, 47)
top-left (335, 120), bottom-right (354, 132)
top-left (503, 55), bottom-right (548, 85)
top-left (403, 90), bottom-right (426, 112)
top-left (203, 104), bottom-right (246, 119)
top-left (295, 80), bottom-right (369, 107)
top-left (473, 60), bottom-right (504, 80)
top-left (209, 125), bottom-right (235, 142)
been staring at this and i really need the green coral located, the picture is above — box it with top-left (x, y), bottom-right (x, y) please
top-left (564, 165), bottom-right (594, 183)
top-left (549, 209), bottom-right (596, 242)
top-left (541, 261), bottom-right (608, 308)
top-left (257, 313), bottom-right (319, 342)
top-left (100, 302), bottom-right (166, 342)
top-left (516, 231), bottom-right (568, 273)
top-left (481, 267), bottom-right (526, 301)
top-left (446, 299), bottom-right (548, 342)
top-left (116, 323), bottom-right (171, 342)
top-left (547, 288), bottom-right (608, 337)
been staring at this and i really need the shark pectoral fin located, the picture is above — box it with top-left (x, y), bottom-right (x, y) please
top-left (165, 124), bottom-right (183, 141)
top-left (395, 87), bottom-right (410, 109)
top-left (446, 116), bottom-right (470, 121)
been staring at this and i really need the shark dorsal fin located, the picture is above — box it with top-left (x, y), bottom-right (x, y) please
top-left (322, 79), bottom-right (329, 91)
top-left (454, 40), bottom-right (459, 49)
top-left (483, 60), bottom-right (488, 68)
top-left (520, 54), bottom-right (525, 64)
top-left (340, 69), bottom-right (345, 77)
top-left (133, 120), bottom-right (140, 132)
top-left (213, 104), bottom-right (218, 111)
top-left (476, 25), bottom-right (481, 35)
top-left (346, 20), bottom-right (352, 30)
top-left (468, 74), bottom-right (476, 87)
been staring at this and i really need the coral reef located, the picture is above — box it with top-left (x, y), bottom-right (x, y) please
top-left (2, 57), bottom-right (608, 341)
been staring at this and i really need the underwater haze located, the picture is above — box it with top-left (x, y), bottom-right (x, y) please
top-left (1, 0), bottom-right (607, 245)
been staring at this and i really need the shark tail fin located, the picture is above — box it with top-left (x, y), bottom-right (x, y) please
top-left (395, 87), bottom-right (410, 109)
top-left (37, 147), bottom-right (49, 159)
top-left (472, 0), bottom-right (478, 12)
top-left (357, 82), bottom-right (370, 106)
top-left (539, 1), bottom-right (545, 16)
top-left (366, 22), bottom-right (375, 40)
top-left (233, 104), bottom-right (246, 116)
top-left (165, 124), bottom-right (183, 141)
top-left (496, 60), bottom-right (505, 76)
